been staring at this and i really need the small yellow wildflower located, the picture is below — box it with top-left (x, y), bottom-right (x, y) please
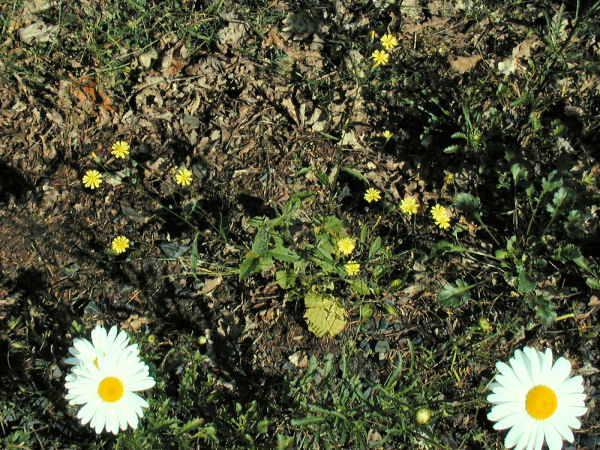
top-left (380, 33), bottom-right (398, 50)
top-left (337, 237), bottom-right (356, 257)
top-left (344, 261), bottom-right (360, 277)
top-left (364, 188), bottom-right (382, 203)
top-left (174, 167), bottom-right (193, 186)
top-left (111, 141), bottom-right (130, 159)
top-left (111, 236), bottom-right (130, 254)
top-left (382, 130), bottom-right (393, 140)
top-left (371, 49), bottom-right (389, 68)
top-left (435, 215), bottom-right (451, 229)
top-left (430, 204), bottom-right (448, 221)
top-left (82, 170), bottom-right (103, 189)
top-left (400, 197), bottom-right (419, 215)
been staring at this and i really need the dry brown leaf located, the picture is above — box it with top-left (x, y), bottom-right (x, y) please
top-left (448, 54), bottom-right (482, 74)
top-left (125, 314), bottom-right (153, 332)
top-left (200, 276), bottom-right (223, 295)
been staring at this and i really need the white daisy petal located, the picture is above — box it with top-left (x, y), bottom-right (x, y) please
top-left (555, 375), bottom-right (585, 395)
top-left (543, 420), bottom-right (564, 450)
top-left (523, 347), bottom-right (541, 384)
top-left (65, 325), bottom-right (154, 435)
top-left (511, 350), bottom-right (534, 388)
top-left (488, 401), bottom-right (524, 422)
top-left (550, 357), bottom-right (572, 384)
top-left (548, 416), bottom-right (575, 442)
top-left (487, 346), bottom-right (588, 450)
top-left (514, 418), bottom-right (535, 450)
top-left (532, 422), bottom-right (545, 450)
top-left (505, 415), bottom-right (530, 448)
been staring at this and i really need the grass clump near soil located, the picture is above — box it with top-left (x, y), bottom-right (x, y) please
top-left (1, 0), bottom-right (600, 448)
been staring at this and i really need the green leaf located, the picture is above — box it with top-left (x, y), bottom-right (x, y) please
top-left (340, 167), bottom-right (369, 184)
top-left (295, 166), bottom-right (312, 177)
top-left (586, 278), bottom-right (600, 289)
top-left (541, 171), bottom-right (562, 193)
top-left (321, 216), bottom-right (344, 235)
top-left (314, 170), bottom-right (330, 187)
top-left (516, 264), bottom-right (536, 294)
top-left (269, 246), bottom-right (300, 263)
top-left (190, 233), bottom-right (200, 279)
top-left (510, 163), bottom-right (528, 183)
top-left (177, 418), bottom-right (205, 435)
top-left (368, 236), bottom-right (382, 258)
top-left (257, 255), bottom-right (273, 272)
top-left (532, 294), bottom-right (556, 325)
top-left (349, 279), bottom-right (370, 296)
top-left (443, 144), bottom-right (461, 154)
top-left (276, 434), bottom-right (295, 450)
top-left (239, 255), bottom-right (259, 280)
top-left (552, 244), bottom-right (582, 263)
top-left (388, 279), bottom-right (404, 292)
top-left (438, 279), bottom-right (472, 306)
top-left (257, 418), bottom-right (269, 434)
top-left (252, 228), bottom-right (270, 255)
top-left (453, 192), bottom-right (480, 216)
top-left (276, 270), bottom-right (296, 289)
top-left (451, 131), bottom-right (467, 140)
top-left (359, 224), bottom-right (368, 243)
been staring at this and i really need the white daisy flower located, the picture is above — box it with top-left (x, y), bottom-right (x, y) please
top-left (65, 348), bottom-right (155, 434)
top-left (487, 346), bottom-right (587, 450)
top-left (65, 325), bottom-right (139, 367)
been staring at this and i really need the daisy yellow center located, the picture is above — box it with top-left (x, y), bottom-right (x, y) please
top-left (98, 376), bottom-right (124, 403)
top-left (525, 385), bottom-right (557, 419)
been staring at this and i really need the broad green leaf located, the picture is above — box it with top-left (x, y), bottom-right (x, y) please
top-left (252, 228), bottom-right (270, 255)
top-left (269, 246), bottom-right (300, 262)
top-left (321, 216), bottom-right (344, 235)
top-left (438, 279), bottom-right (472, 306)
top-left (257, 255), bottom-right (273, 272)
top-left (368, 236), bottom-right (382, 258)
top-left (349, 279), bottom-right (370, 296)
top-left (276, 270), bottom-right (296, 289)
top-left (340, 167), bottom-right (369, 184)
top-left (239, 255), bottom-right (259, 280)
top-left (453, 192), bottom-right (480, 216)
top-left (304, 291), bottom-right (347, 337)
top-left (586, 278), bottom-right (600, 289)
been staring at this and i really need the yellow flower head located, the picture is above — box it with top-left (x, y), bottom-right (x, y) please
top-left (371, 49), bottom-right (389, 68)
top-left (111, 236), bottom-right (130, 254)
top-left (174, 167), bottom-right (193, 186)
top-left (380, 34), bottom-right (398, 50)
top-left (344, 261), bottom-right (360, 277)
top-left (435, 215), bottom-right (451, 229)
top-left (430, 204), bottom-right (448, 221)
top-left (111, 141), bottom-right (130, 159)
top-left (382, 130), bottom-right (393, 140)
top-left (400, 197), bottom-right (419, 215)
top-left (337, 237), bottom-right (356, 257)
top-left (364, 188), bottom-right (382, 203)
top-left (82, 170), bottom-right (103, 189)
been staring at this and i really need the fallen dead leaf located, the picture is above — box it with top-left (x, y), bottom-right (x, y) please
top-left (200, 276), bottom-right (223, 295)
top-left (448, 54), bottom-right (482, 74)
